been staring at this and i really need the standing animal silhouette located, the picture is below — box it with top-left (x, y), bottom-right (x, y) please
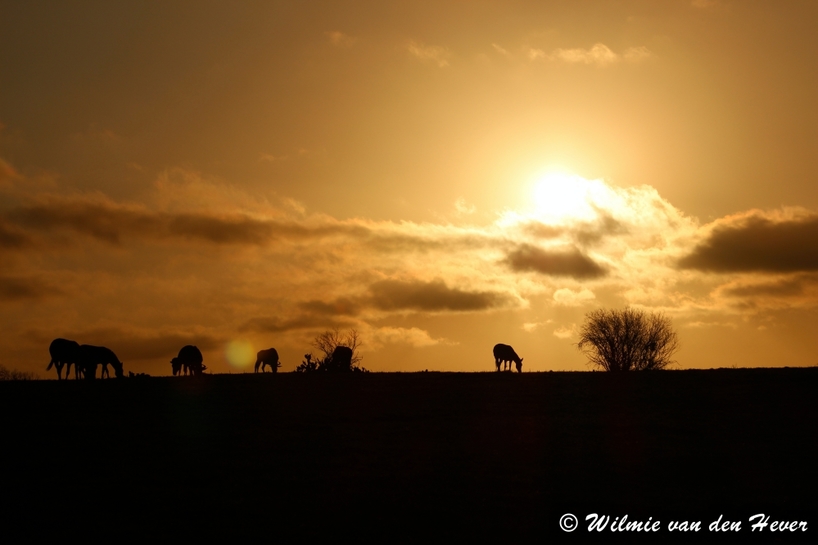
top-left (47, 338), bottom-right (81, 380)
top-left (77, 344), bottom-right (124, 380)
top-left (327, 346), bottom-right (353, 372)
top-left (171, 345), bottom-right (204, 376)
top-left (254, 348), bottom-right (280, 373)
top-left (493, 343), bottom-right (523, 372)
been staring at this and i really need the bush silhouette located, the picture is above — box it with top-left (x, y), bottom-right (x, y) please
top-left (577, 307), bottom-right (679, 371)
top-left (0, 364), bottom-right (38, 381)
top-left (295, 328), bottom-right (367, 373)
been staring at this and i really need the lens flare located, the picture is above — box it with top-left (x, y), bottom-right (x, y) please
top-left (225, 340), bottom-right (255, 369)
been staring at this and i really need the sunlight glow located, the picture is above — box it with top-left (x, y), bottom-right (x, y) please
top-left (225, 339), bottom-right (255, 369)
top-left (531, 172), bottom-right (615, 223)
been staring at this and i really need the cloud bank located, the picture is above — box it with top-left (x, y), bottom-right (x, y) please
top-left (528, 43), bottom-right (653, 66)
top-left (679, 210), bottom-right (818, 273)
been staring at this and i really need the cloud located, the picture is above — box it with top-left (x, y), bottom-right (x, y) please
top-left (721, 275), bottom-right (813, 299)
top-left (504, 244), bottom-right (606, 278)
top-left (0, 220), bottom-right (35, 250)
top-left (0, 157), bottom-right (21, 188)
top-left (368, 279), bottom-right (507, 312)
top-left (370, 326), bottom-right (450, 348)
top-left (553, 43), bottom-right (619, 65)
top-left (678, 210), bottom-right (818, 273)
top-left (298, 297), bottom-right (362, 317)
top-left (522, 320), bottom-right (552, 332)
top-left (528, 48), bottom-right (547, 61)
top-left (707, 273), bottom-right (818, 312)
top-left (0, 276), bottom-right (61, 302)
top-left (553, 288), bottom-right (596, 306)
top-left (241, 314), bottom-right (356, 334)
top-left (553, 325), bottom-right (577, 339)
top-left (454, 197), bottom-right (476, 216)
top-left (407, 40), bottom-right (451, 67)
top-left (530, 43), bottom-right (653, 66)
top-left (259, 152), bottom-right (289, 162)
top-left (6, 197), bottom-right (368, 246)
top-left (291, 278), bottom-right (510, 320)
top-left (326, 31), bottom-right (356, 48)
top-left (492, 43), bottom-right (511, 56)
top-left (521, 214), bottom-right (627, 246)
top-left (623, 46), bottom-right (652, 63)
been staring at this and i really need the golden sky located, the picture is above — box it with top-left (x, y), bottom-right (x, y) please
top-left (2, 0), bottom-right (817, 375)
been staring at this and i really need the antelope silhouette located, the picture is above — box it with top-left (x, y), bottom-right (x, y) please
top-left (77, 344), bottom-right (124, 380)
top-left (172, 345), bottom-right (204, 376)
top-left (493, 343), bottom-right (523, 372)
top-left (254, 348), bottom-right (280, 373)
top-left (46, 338), bottom-right (81, 380)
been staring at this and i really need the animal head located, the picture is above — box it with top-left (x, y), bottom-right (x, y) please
top-left (516, 358), bottom-right (523, 372)
top-left (170, 357), bottom-right (182, 375)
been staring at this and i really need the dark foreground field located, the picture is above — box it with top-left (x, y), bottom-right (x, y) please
top-left (2, 369), bottom-right (816, 542)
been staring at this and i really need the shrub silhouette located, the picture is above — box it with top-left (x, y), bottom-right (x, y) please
top-left (295, 328), bottom-right (367, 373)
top-left (577, 307), bottom-right (679, 371)
top-left (0, 364), bottom-right (38, 381)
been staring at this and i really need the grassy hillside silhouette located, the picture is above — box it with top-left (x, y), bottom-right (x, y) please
top-left (2, 369), bottom-right (815, 541)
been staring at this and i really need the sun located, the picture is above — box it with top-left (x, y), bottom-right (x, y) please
top-left (530, 171), bottom-right (610, 223)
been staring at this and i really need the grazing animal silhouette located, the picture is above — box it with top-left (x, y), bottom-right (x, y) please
top-left (327, 345), bottom-right (353, 372)
top-left (170, 357), bottom-right (188, 376)
top-left (47, 338), bottom-right (81, 380)
top-left (76, 344), bottom-right (125, 380)
top-left (254, 348), bottom-right (280, 373)
top-left (172, 345), bottom-right (204, 376)
top-left (493, 343), bottom-right (523, 372)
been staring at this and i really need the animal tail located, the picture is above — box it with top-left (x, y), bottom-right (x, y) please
top-left (46, 359), bottom-right (54, 371)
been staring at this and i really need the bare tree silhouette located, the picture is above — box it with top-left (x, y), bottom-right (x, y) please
top-left (295, 329), bottom-right (366, 372)
top-left (493, 343), bottom-right (523, 372)
top-left (577, 307), bottom-right (679, 371)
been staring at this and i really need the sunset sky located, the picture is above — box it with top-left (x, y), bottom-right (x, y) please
top-left (2, 0), bottom-right (817, 376)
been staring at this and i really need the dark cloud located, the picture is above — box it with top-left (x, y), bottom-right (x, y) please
top-left (241, 314), bottom-right (356, 333)
top-left (11, 201), bottom-right (162, 244)
top-left (298, 297), bottom-right (362, 317)
top-left (167, 213), bottom-right (277, 245)
top-left (364, 231), bottom-right (492, 254)
top-left (522, 222), bottom-right (564, 239)
top-left (0, 220), bottom-right (35, 250)
top-left (368, 279), bottom-right (506, 312)
top-left (504, 244), bottom-right (606, 278)
top-left (0, 276), bottom-right (61, 301)
top-left (522, 213), bottom-right (626, 246)
top-left (679, 213), bottom-right (818, 273)
top-left (574, 213), bottom-right (628, 245)
top-left (7, 200), bottom-right (370, 246)
top-left (721, 274), bottom-right (817, 299)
